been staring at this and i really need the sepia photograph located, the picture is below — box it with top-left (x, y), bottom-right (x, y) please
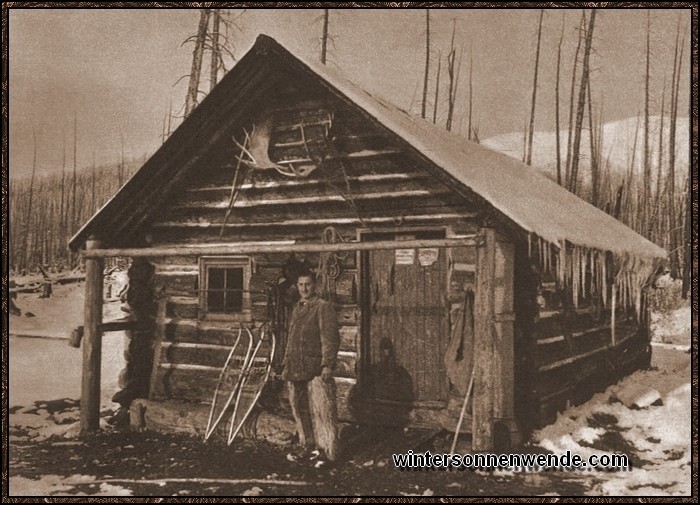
top-left (5, 4), bottom-right (695, 498)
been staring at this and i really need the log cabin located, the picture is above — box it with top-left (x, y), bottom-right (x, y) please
top-left (69, 35), bottom-right (665, 451)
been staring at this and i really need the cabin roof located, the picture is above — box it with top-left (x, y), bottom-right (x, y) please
top-left (70, 35), bottom-right (665, 261)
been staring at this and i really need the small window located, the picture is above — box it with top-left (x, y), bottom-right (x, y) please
top-left (200, 257), bottom-right (251, 320)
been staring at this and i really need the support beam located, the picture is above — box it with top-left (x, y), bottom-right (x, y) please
top-left (81, 236), bottom-right (477, 259)
top-left (472, 228), bottom-right (519, 451)
top-left (472, 228), bottom-right (495, 451)
top-left (80, 238), bottom-right (104, 435)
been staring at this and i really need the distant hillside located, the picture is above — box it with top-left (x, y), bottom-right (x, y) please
top-left (483, 116), bottom-right (690, 186)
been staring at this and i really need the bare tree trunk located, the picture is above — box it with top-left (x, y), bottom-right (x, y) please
top-left (421, 9), bottom-right (430, 119)
top-left (566, 11), bottom-right (586, 187)
top-left (72, 113), bottom-right (77, 235)
top-left (446, 19), bottom-right (461, 132)
top-left (433, 51), bottom-right (441, 124)
top-left (569, 10), bottom-right (596, 195)
top-left (185, 9), bottom-right (210, 117)
top-left (210, 9), bottom-right (221, 91)
top-left (642, 10), bottom-right (651, 235)
top-left (555, 13), bottom-right (564, 185)
top-left (668, 21), bottom-right (685, 279)
top-left (92, 151), bottom-right (96, 213)
top-left (587, 77), bottom-right (599, 206)
top-left (526, 9), bottom-right (544, 166)
top-left (22, 129), bottom-right (38, 271)
top-left (120, 132), bottom-right (125, 188)
top-left (59, 132), bottom-right (66, 250)
top-left (652, 78), bottom-right (666, 244)
top-left (321, 9), bottom-right (329, 64)
top-left (625, 114), bottom-right (641, 221)
top-left (468, 46), bottom-right (473, 140)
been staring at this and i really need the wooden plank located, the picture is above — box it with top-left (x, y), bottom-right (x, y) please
top-left (80, 242), bottom-right (103, 435)
top-left (83, 236), bottom-right (477, 259)
top-left (472, 228), bottom-right (495, 451)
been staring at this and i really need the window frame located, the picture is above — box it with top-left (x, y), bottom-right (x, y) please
top-left (199, 256), bottom-right (252, 322)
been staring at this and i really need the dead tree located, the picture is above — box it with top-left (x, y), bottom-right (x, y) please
top-left (72, 113), bottom-right (78, 235)
top-left (445, 19), bottom-right (462, 132)
top-left (566, 11), bottom-right (586, 187)
top-left (468, 45), bottom-right (474, 140)
top-left (433, 51), bottom-right (441, 124)
top-left (210, 9), bottom-right (221, 91)
top-left (92, 151), bottom-right (96, 214)
top-left (586, 77), bottom-right (599, 207)
top-left (555, 13), bottom-right (564, 185)
top-left (668, 18), bottom-right (686, 279)
top-left (184, 9), bottom-right (210, 117)
top-left (119, 131), bottom-right (125, 188)
top-left (526, 9), bottom-right (544, 166)
top-left (651, 77), bottom-right (666, 245)
top-left (568, 9), bottom-right (596, 195)
top-left (421, 9), bottom-right (430, 119)
top-left (321, 9), bottom-right (329, 64)
top-left (642, 10), bottom-right (651, 235)
top-left (59, 132), bottom-right (66, 247)
top-left (22, 129), bottom-right (37, 270)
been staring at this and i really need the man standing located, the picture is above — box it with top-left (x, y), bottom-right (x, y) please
top-left (282, 271), bottom-right (340, 463)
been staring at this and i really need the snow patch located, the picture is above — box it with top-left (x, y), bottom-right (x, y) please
top-left (533, 348), bottom-right (691, 496)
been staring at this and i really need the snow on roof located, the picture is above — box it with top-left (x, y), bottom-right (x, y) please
top-left (279, 37), bottom-right (664, 261)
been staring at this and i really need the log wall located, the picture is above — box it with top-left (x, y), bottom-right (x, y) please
top-left (513, 242), bottom-right (651, 432)
top-left (142, 86), bottom-right (481, 427)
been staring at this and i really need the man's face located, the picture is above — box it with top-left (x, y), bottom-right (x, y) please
top-left (296, 275), bottom-right (316, 300)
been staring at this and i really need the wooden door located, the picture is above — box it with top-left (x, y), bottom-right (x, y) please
top-left (363, 243), bottom-right (449, 404)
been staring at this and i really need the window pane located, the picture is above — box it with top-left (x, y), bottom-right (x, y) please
top-left (208, 291), bottom-right (225, 312)
top-left (208, 268), bottom-right (225, 290)
top-left (225, 268), bottom-right (244, 312)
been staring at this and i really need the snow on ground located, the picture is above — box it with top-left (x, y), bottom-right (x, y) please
top-left (9, 283), bottom-right (86, 339)
top-left (651, 306), bottom-right (692, 346)
top-left (9, 283), bottom-right (125, 408)
top-left (533, 346), bottom-right (691, 496)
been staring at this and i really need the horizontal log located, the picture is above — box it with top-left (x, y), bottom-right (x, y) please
top-left (152, 212), bottom-right (478, 230)
top-left (251, 302), bottom-right (358, 327)
top-left (166, 297), bottom-right (200, 319)
top-left (175, 188), bottom-right (451, 210)
top-left (162, 318), bottom-right (358, 350)
top-left (158, 341), bottom-right (357, 379)
top-left (164, 320), bottom-right (255, 346)
top-left (168, 199), bottom-right (472, 227)
top-left (538, 334), bottom-right (633, 373)
top-left (151, 364), bottom-right (356, 404)
top-left (82, 236), bottom-right (477, 258)
top-left (535, 334), bottom-right (650, 426)
top-left (189, 171), bottom-right (432, 194)
top-left (154, 271), bottom-right (198, 294)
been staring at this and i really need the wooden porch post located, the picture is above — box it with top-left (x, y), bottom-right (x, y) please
top-left (80, 237), bottom-right (104, 435)
top-left (472, 228), bottom-right (495, 451)
top-left (472, 228), bottom-right (518, 451)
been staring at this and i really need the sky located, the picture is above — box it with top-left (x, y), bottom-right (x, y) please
top-left (8, 7), bottom-right (692, 178)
